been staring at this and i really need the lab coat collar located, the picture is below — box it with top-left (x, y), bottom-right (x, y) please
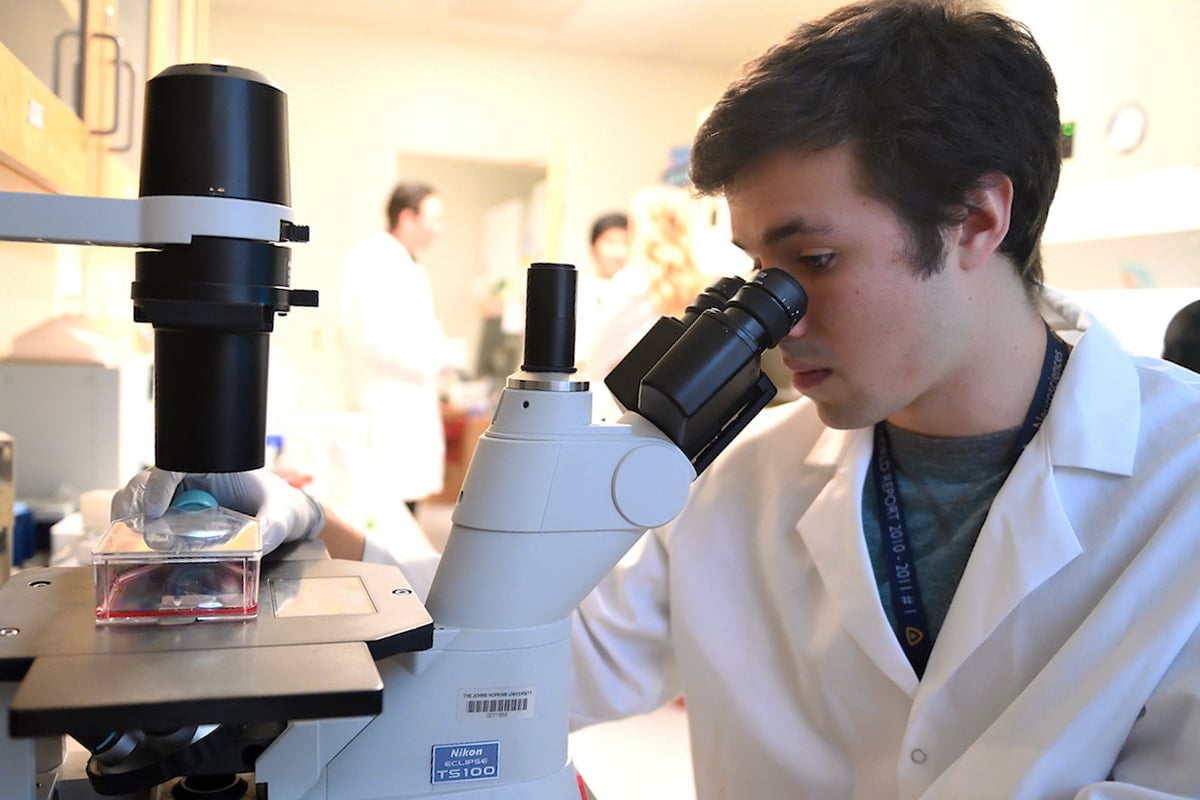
top-left (1039, 286), bottom-right (1140, 477)
top-left (916, 435), bottom-right (1082, 697)
top-left (918, 287), bottom-right (1140, 701)
top-left (916, 292), bottom-right (1142, 700)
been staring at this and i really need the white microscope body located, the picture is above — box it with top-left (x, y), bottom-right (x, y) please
top-left (253, 376), bottom-right (695, 799)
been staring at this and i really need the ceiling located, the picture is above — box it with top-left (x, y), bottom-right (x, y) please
top-left (213, 0), bottom-right (846, 70)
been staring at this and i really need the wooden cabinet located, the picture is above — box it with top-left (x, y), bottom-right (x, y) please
top-left (0, 41), bottom-right (88, 194)
top-left (0, 0), bottom-right (209, 198)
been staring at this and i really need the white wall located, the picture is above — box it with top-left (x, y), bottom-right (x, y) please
top-left (0, 242), bottom-right (69, 353)
top-left (1006, 0), bottom-right (1200, 187)
top-left (1004, 0), bottom-right (1200, 260)
top-left (997, 0), bottom-right (1200, 348)
top-left (206, 8), bottom-right (736, 409)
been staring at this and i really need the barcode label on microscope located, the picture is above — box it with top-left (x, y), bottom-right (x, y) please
top-left (458, 686), bottom-right (536, 720)
top-left (469, 698), bottom-right (528, 714)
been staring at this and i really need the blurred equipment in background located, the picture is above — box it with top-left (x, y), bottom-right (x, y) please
top-left (1162, 299), bottom-right (1200, 372)
top-left (0, 357), bottom-right (153, 559)
top-left (0, 433), bottom-right (12, 583)
top-left (473, 315), bottom-right (523, 387)
top-left (0, 359), bottom-right (153, 501)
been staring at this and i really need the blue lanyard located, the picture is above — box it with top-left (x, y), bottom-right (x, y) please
top-left (871, 323), bottom-right (1070, 678)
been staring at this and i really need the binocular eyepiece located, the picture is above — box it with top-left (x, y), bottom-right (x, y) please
top-left (682, 269), bottom-right (807, 348)
top-left (516, 262), bottom-right (806, 473)
top-left (599, 267), bottom-right (807, 473)
top-left (711, 268), bottom-right (808, 350)
top-left (630, 270), bottom-right (805, 468)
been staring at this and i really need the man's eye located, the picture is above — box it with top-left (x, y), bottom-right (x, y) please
top-left (798, 253), bottom-right (835, 271)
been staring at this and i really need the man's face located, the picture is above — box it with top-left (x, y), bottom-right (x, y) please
top-left (591, 226), bottom-right (630, 280)
top-left (404, 194), bottom-right (446, 254)
top-left (726, 145), bottom-right (968, 431)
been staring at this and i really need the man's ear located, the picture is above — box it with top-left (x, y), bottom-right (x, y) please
top-left (956, 173), bottom-right (1013, 271)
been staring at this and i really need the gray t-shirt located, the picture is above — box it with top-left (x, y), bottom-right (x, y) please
top-left (862, 422), bottom-right (1021, 645)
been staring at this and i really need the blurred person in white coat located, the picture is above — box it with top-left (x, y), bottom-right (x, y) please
top-left (115, 3), bottom-right (1200, 797)
top-left (342, 181), bottom-right (454, 523)
top-left (585, 185), bottom-right (709, 382)
top-left (586, 185), bottom-right (710, 421)
top-left (574, 211), bottom-right (630, 375)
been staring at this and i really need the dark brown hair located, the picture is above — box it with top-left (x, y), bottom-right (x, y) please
top-left (386, 181), bottom-right (436, 229)
top-left (690, 0), bottom-right (1062, 293)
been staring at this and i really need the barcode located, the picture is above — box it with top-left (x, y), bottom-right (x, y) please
top-left (467, 698), bottom-right (529, 715)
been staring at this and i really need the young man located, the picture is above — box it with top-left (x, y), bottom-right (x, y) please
top-left (568, 1), bottom-right (1200, 797)
top-left (116, 2), bottom-right (1200, 797)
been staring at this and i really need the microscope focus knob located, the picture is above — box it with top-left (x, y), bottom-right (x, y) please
top-left (611, 444), bottom-right (694, 528)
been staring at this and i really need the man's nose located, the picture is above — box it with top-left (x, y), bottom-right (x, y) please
top-left (784, 315), bottom-right (807, 340)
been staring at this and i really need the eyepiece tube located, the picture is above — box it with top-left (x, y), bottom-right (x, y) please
top-left (521, 262), bottom-right (577, 373)
top-left (636, 268), bottom-right (807, 468)
top-left (724, 269), bottom-right (808, 349)
top-left (681, 275), bottom-right (745, 327)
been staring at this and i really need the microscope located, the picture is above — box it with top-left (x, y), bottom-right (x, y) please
top-left (0, 65), bottom-right (806, 799)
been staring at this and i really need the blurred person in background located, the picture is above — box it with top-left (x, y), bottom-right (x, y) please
top-left (585, 185), bottom-right (710, 389)
top-left (575, 211), bottom-right (630, 377)
top-left (341, 181), bottom-right (456, 525)
top-left (589, 211), bottom-right (632, 282)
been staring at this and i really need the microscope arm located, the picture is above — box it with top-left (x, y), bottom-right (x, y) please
top-left (428, 390), bottom-right (694, 631)
top-left (0, 191), bottom-right (308, 247)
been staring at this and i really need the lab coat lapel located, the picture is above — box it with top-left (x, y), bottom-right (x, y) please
top-left (797, 427), bottom-right (921, 697)
top-left (916, 435), bottom-right (1082, 696)
top-left (915, 310), bottom-right (1138, 701)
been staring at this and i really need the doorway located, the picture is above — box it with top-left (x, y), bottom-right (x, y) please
top-left (394, 151), bottom-right (548, 381)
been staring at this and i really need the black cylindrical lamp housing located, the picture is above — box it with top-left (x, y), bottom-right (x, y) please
top-left (139, 64), bottom-right (290, 205)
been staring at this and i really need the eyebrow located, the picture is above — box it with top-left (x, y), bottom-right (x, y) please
top-left (732, 216), bottom-right (837, 251)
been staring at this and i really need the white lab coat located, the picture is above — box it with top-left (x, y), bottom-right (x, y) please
top-left (342, 232), bottom-right (450, 505)
top-left (569, 287), bottom-right (1200, 799)
top-left (585, 263), bottom-right (657, 381)
top-left (585, 264), bottom-right (660, 422)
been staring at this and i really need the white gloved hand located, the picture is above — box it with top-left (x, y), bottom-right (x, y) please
top-left (111, 467), bottom-right (327, 553)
